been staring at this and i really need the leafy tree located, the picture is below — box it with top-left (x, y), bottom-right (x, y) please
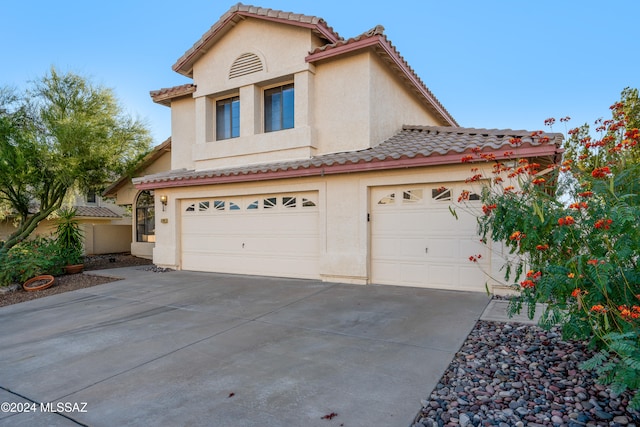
top-left (0, 68), bottom-right (151, 253)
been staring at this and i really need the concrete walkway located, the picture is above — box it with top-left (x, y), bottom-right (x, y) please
top-left (0, 267), bottom-right (490, 427)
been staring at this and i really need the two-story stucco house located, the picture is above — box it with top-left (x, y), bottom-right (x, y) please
top-left (121, 3), bottom-right (562, 292)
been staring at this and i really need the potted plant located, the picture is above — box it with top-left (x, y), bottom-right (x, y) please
top-left (55, 207), bottom-right (85, 274)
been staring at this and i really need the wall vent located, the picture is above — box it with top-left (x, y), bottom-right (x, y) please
top-left (229, 53), bottom-right (264, 79)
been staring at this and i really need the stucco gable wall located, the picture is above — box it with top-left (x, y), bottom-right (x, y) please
top-left (313, 52), bottom-right (372, 154)
top-left (369, 53), bottom-right (445, 146)
top-left (192, 18), bottom-right (316, 96)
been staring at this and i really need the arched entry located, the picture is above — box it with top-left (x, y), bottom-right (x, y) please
top-left (135, 190), bottom-right (155, 243)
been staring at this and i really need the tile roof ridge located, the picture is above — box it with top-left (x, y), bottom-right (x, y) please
top-left (73, 206), bottom-right (121, 218)
top-left (233, 3), bottom-right (339, 34)
top-left (402, 124), bottom-right (561, 137)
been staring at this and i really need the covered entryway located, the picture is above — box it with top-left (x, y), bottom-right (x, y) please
top-left (370, 184), bottom-right (488, 291)
top-left (181, 192), bottom-right (320, 279)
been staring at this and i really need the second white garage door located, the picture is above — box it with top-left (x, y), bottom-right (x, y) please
top-left (370, 184), bottom-right (488, 291)
top-left (181, 192), bottom-right (319, 279)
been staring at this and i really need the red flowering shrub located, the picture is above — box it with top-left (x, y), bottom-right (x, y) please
top-left (456, 88), bottom-right (640, 407)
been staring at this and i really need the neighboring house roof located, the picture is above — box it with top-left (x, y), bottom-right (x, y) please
top-left (73, 206), bottom-right (121, 219)
top-left (305, 25), bottom-right (457, 126)
top-left (103, 138), bottom-right (172, 198)
top-left (150, 84), bottom-right (196, 107)
top-left (173, 3), bottom-right (342, 78)
top-left (154, 4), bottom-right (456, 125)
top-left (133, 125), bottom-right (563, 190)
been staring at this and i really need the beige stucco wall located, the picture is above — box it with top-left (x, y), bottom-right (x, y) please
top-left (369, 53), bottom-right (443, 144)
top-left (313, 53), bottom-right (372, 154)
top-left (151, 163), bottom-right (508, 290)
top-left (171, 98), bottom-right (196, 171)
top-left (166, 17), bottom-right (448, 172)
top-left (83, 224), bottom-right (132, 255)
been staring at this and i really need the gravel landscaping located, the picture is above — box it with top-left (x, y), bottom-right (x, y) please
top-left (413, 320), bottom-right (640, 427)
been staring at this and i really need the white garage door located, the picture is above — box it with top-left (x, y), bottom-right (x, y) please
top-left (371, 184), bottom-right (488, 291)
top-left (181, 192), bottom-right (319, 279)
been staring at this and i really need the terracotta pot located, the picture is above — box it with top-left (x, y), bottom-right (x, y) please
top-left (65, 264), bottom-right (84, 274)
top-left (23, 275), bottom-right (55, 292)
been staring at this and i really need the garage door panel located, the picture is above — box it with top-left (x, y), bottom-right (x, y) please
top-left (399, 263), bottom-right (429, 285)
top-left (427, 238), bottom-right (457, 259)
top-left (459, 265), bottom-right (488, 290)
top-left (242, 236), bottom-right (318, 255)
top-left (371, 184), bottom-right (487, 290)
top-left (370, 237), bottom-right (400, 258)
top-left (371, 261), bottom-right (402, 284)
top-left (429, 265), bottom-right (456, 287)
top-left (181, 193), bottom-right (319, 279)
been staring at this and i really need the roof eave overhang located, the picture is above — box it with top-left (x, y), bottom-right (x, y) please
top-left (306, 36), bottom-right (458, 127)
top-left (134, 145), bottom-right (561, 191)
top-left (173, 12), bottom-right (340, 78)
top-left (150, 86), bottom-right (196, 107)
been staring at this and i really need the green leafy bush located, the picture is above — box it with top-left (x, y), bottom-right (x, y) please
top-left (458, 88), bottom-right (640, 407)
top-left (0, 236), bottom-right (65, 286)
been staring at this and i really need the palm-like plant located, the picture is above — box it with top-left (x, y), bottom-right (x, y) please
top-left (55, 207), bottom-right (84, 266)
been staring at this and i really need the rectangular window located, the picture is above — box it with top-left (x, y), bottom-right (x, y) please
top-left (264, 84), bottom-right (294, 132)
top-left (216, 96), bottom-right (240, 140)
top-left (86, 190), bottom-right (96, 204)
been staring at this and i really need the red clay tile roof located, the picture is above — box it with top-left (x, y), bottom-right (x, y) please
top-left (173, 3), bottom-right (342, 77)
top-left (133, 126), bottom-right (563, 190)
top-left (150, 84), bottom-right (196, 106)
top-left (74, 206), bottom-right (121, 218)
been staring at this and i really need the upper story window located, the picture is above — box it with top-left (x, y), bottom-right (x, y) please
top-left (86, 190), bottom-right (97, 204)
top-left (216, 96), bottom-right (240, 140)
top-left (264, 84), bottom-right (294, 133)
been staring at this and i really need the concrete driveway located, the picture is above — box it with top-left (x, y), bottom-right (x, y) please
top-left (0, 267), bottom-right (489, 427)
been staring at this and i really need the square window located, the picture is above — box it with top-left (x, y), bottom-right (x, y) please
top-left (216, 96), bottom-right (239, 140)
top-left (265, 84), bottom-right (294, 132)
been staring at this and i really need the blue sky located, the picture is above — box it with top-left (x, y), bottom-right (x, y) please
top-left (2, 1), bottom-right (638, 145)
